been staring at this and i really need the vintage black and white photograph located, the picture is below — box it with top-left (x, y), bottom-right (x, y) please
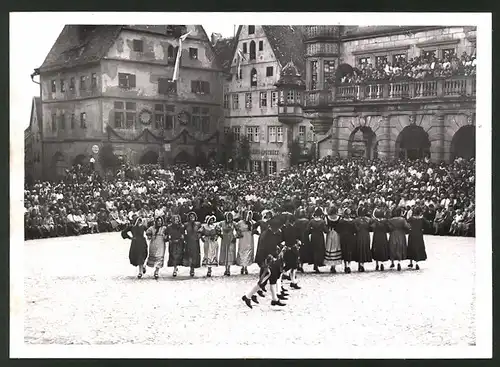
top-left (10, 12), bottom-right (491, 358)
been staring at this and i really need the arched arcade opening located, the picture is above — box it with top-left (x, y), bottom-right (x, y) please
top-left (348, 126), bottom-right (377, 159)
top-left (395, 125), bottom-right (431, 160)
top-left (451, 125), bottom-right (475, 161)
top-left (139, 150), bottom-right (159, 165)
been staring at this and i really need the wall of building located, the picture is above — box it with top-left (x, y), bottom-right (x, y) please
top-left (41, 65), bottom-right (102, 102)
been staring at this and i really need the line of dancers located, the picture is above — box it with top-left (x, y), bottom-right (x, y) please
top-left (120, 204), bottom-right (428, 289)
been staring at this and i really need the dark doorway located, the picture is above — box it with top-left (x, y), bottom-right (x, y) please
top-left (139, 150), bottom-right (159, 165)
top-left (451, 125), bottom-right (475, 161)
top-left (396, 125), bottom-right (431, 160)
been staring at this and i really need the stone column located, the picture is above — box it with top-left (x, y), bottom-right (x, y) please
top-left (430, 113), bottom-right (445, 162)
top-left (331, 116), bottom-right (339, 155)
top-left (377, 115), bottom-right (391, 159)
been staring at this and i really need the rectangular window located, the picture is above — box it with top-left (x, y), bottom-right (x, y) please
top-left (311, 60), bottom-right (318, 90)
top-left (277, 127), bottom-right (283, 143)
top-left (375, 55), bottom-right (388, 66)
top-left (442, 48), bottom-right (455, 59)
top-left (80, 75), bottom-right (87, 91)
top-left (71, 114), bottom-right (75, 129)
top-left (245, 92), bottom-right (252, 109)
top-left (60, 113), bottom-right (65, 130)
top-left (248, 25), bottom-right (255, 35)
top-left (232, 94), bottom-right (239, 109)
top-left (253, 126), bottom-right (260, 143)
top-left (246, 127), bottom-right (253, 142)
top-left (91, 73), bottom-right (97, 89)
top-left (299, 126), bottom-right (306, 142)
top-left (69, 77), bottom-right (75, 92)
top-left (243, 43), bottom-right (247, 54)
top-left (271, 91), bottom-right (278, 107)
top-left (266, 66), bottom-right (273, 77)
top-left (51, 80), bottom-right (56, 93)
top-left (154, 104), bottom-right (164, 129)
top-left (126, 102), bottom-right (136, 110)
top-left (232, 126), bottom-right (241, 141)
top-left (422, 50), bottom-right (436, 59)
top-left (323, 60), bottom-right (335, 85)
top-left (287, 90), bottom-right (295, 104)
top-left (269, 161), bottom-right (277, 175)
top-left (60, 80), bottom-right (65, 92)
top-left (392, 54), bottom-right (407, 64)
top-left (259, 41), bottom-right (263, 51)
top-left (259, 92), bottom-right (267, 107)
top-left (191, 80), bottom-right (210, 94)
top-left (224, 126), bottom-right (230, 135)
top-left (158, 78), bottom-right (177, 95)
top-left (223, 94), bottom-right (229, 109)
top-left (252, 160), bottom-right (260, 172)
top-left (118, 73), bottom-right (136, 89)
top-left (126, 112), bottom-right (136, 128)
top-left (80, 112), bottom-right (87, 129)
top-left (201, 107), bottom-right (210, 133)
top-left (268, 127), bottom-right (276, 143)
top-left (115, 111), bottom-right (124, 128)
top-left (132, 39), bottom-right (144, 52)
top-left (51, 114), bottom-right (56, 132)
top-left (189, 48), bottom-right (198, 59)
top-left (191, 107), bottom-right (201, 130)
top-left (358, 57), bottom-right (370, 66)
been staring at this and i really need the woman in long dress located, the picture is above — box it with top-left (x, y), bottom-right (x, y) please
top-left (183, 211), bottom-right (201, 277)
top-left (236, 210), bottom-right (256, 275)
top-left (145, 217), bottom-right (167, 279)
top-left (199, 215), bottom-right (219, 277)
top-left (371, 208), bottom-right (390, 271)
top-left (325, 207), bottom-right (342, 273)
top-left (218, 212), bottom-right (239, 276)
top-left (407, 207), bottom-right (428, 270)
top-left (388, 207), bottom-right (411, 271)
top-left (254, 210), bottom-right (273, 267)
top-left (166, 214), bottom-right (185, 277)
top-left (353, 206), bottom-right (373, 272)
top-left (121, 216), bottom-right (148, 278)
top-left (294, 209), bottom-right (312, 272)
top-left (337, 208), bottom-right (357, 273)
top-left (308, 207), bottom-right (328, 273)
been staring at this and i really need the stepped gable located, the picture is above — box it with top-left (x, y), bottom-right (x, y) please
top-left (262, 26), bottom-right (306, 75)
top-left (213, 37), bottom-right (236, 72)
top-left (39, 25), bottom-right (123, 72)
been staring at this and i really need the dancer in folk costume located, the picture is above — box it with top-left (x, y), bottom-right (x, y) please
top-left (371, 208), bottom-right (390, 271)
top-left (199, 215), bottom-right (219, 277)
top-left (388, 207), bottom-right (411, 271)
top-left (337, 208), bottom-right (357, 273)
top-left (236, 210), bottom-right (256, 275)
top-left (145, 217), bottom-right (167, 279)
top-left (218, 212), bottom-right (240, 276)
top-left (183, 212), bottom-right (201, 277)
top-left (121, 216), bottom-right (148, 278)
top-left (294, 208), bottom-right (312, 272)
top-left (242, 253), bottom-right (283, 308)
top-left (353, 206), bottom-right (373, 272)
top-left (254, 209), bottom-right (273, 266)
top-left (166, 214), bottom-right (185, 277)
top-left (281, 212), bottom-right (301, 290)
top-left (407, 207), bottom-right (428, 270)
top-left (307, 207), bottom-right (328, 273)
top-left (325, 207), bottom-right (342, 273)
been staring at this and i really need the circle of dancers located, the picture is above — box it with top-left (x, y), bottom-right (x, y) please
top-left (121, 204), bottom-right (428, 308)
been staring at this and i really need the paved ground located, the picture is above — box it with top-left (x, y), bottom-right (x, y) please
top-left (24, 233), bottom-right (476, 347)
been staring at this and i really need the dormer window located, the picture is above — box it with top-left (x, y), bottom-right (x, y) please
top-left (132, 39), bottom-right (144, 52)
top-left (189, 48), bottom-right (198, 60)
top-left (248, 25), bottom-right (255, 35)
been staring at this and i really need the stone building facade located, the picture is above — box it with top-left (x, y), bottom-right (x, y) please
top-left (214, 25), bottom-right (314, 174)
top-left (37, 25), bottom-right (225, 180)
top-left (303, 26), bottom-right (477, 162)
top-left (24, 97), bottom-right (43, 182)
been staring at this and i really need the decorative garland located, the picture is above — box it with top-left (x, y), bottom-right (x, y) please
top-left (106, 125), bottom-right (219, 144)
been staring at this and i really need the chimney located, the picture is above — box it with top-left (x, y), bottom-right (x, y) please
top-left (211, 32), bottom-right (222, 46)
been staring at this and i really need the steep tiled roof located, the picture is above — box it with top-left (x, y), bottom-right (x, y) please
top-left (213, 37), bottom-right (236, 72)
top-left (262, 26), bottom-right (306, 75)
top-left (40, 25), bottom-right (123, 72)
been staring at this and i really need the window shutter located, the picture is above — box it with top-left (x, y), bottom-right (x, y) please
top-left (129, 74), bottom-right (136, 88)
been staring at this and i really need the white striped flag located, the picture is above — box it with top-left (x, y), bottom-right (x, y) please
top-left (172, 31), bottom-right (192, 81)
top-left (236, 49), bottom-right (246, 79)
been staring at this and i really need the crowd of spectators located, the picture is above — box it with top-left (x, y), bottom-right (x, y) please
top-left (24, 156), bottom-right (475, 240)
top-left (340, 51), bottom-right (477, 84)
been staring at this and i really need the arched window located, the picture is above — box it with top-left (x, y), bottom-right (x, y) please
top-left (249, 41), bottom-right (256, 60)
top-left (250, 68), bottom-right (257, 87)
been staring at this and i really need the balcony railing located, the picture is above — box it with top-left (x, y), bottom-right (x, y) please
top-left (305, 76), bottom-right (476, 107)
top-left (304, 26), bottom-right (340, 39)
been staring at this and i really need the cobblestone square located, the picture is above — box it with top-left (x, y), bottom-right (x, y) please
top-left (24, 233), bottom-right (476, 349)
